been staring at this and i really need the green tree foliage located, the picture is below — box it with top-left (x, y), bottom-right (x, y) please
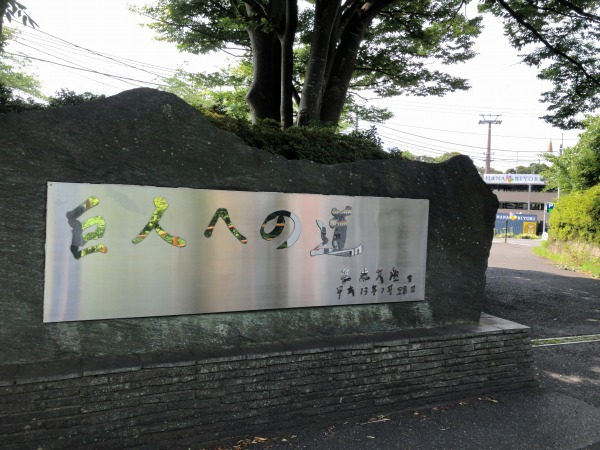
top-left (391, 149), bottom-right (499, 171)
top-left (137, 0), bottom-right (482, 128)
top-left (0, 1), bottom-right (36, 37)
top-left (479, 0), bottom-right (600, 130)
top-left (548, 185), bottom-right (600, 245)
top-left (162, 64), bottom-right (251, 119)
top-left (1, 86), bottom-right (104, 115)
top-left (434, 151), bottom-right (463, 163)
top-left (141, 0), bottom-right (600, 130)
top-left (47, 89), bottom-right (105, 108)
top-left (505, 162), bottom-right (548, 174)
top-left (1, 28), bottom-right (41, 94)
top-left (543, 115), bottom-right (600, 193)
top-left (0, 26), bottom-right (44, 113)
top-left (0, 83), bottom-right (39, 112)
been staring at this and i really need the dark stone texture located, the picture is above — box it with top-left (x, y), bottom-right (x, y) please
top-left (15, 359), bottom-right (82, 384)
top-left (0, 316), bottom-right (537, 449)
top-left (0, 88), bottom-right (498, 366)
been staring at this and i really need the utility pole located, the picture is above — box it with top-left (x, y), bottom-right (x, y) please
top-left (560, 133), bottom-right (563, 156)
top-left (479, 115), bottom-right (502, 174)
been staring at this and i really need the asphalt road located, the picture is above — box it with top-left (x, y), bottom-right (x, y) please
top-left (217, 239), bottom-right (600, 450)
top-left (485, 238), bottom-right (599, 339)
top-left (484, 238), bottom-right (600, 412)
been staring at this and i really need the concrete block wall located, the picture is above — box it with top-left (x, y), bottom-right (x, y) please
top-left (0, 315), bottom-right (537, 449)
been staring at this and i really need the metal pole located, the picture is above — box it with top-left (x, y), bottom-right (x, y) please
top-left (479, 115), bottom-right (502, 174)
top-left (486, 123), bottom-right (492, 174)
top-left (542, 208), bottom-right (547, 237)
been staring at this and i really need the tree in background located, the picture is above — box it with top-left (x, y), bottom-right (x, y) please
top-left (162, 65), bottom-right (252, 119)
top-left (0, 26), bottom-right (43, 112)
top-left (541, 115), bottom-right (600, 268)
top-left (543, 115), bottom-right (600, 194)
top-left (163, 62), bottom-right (395, 129)
top-left (47, 89), bottom-right (105, 108)
top-left (505, 162), bottom-right (548, 174)
top-left (389, 149), bottom-right (501, 171)
top-left (138, 0), bottom-right (482, 128)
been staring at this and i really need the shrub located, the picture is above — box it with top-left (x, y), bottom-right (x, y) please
top-left (549, 184), bottom-right (600, 245)
top-left (199, 108), bottom-right (400, 165)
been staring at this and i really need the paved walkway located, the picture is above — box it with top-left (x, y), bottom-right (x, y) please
top-left (220, 239), bottom-right (600, 450)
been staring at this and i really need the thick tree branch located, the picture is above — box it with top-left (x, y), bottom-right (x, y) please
top-left (494, 0), bottom-right (600, 88)
top-left (522, 0), bottom-right (600, 23)
top-left (320, 0), bottom-right (396, 123)
top-left (241, 0), bottom-right (270, 20)
top-left (554, 0), bottom-right (600, 22)
top-left (138, 10), bottom-right (249, 51)
top-left (339, 0), bottom-right (361, 31)
top-left (292, 85), bottom-right (301, 107)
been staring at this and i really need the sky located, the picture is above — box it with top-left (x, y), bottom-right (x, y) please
top-left (5, 0), bottom-right (583, 172)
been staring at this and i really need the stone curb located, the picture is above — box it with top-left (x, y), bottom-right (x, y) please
top-left (0, 315), bottom-right (529, 387)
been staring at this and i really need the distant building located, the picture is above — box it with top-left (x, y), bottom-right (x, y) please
top-left (482, 173), bottom-right (557, 234)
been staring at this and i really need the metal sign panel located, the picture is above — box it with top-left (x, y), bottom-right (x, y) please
top-left (495, 213), bottom-right (538, 222)
top-left (523, 222), bottom-right (537, 235)
top-left (44, 182), bottom-right (429, 322)
top-left (483, 174), bottom-right (545, 185)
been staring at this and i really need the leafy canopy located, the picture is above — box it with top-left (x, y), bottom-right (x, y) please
top-left (543, 115), bottom-right (600, 193)
top-left (0, 1), bottom-right (36, 39)
top-left (479, 0), bottom-right (600, 129)
top-left (136, 0), bottom-right (482, 127)
top-left (0, 27), bottom-right (42, 96)
top-left (506, 162), bottom-right (548, 174)
top-left (138, 0), bottom-right (600, 129)
top-left (548, 184), bottom-right (600, 245)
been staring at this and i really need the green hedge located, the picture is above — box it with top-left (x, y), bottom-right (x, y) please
top-left (200, 109), bottom-right (403, 165)
top-left (549, 184), bottom-right (600, 245)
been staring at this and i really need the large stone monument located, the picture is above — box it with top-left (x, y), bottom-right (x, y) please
top-left (0, 89), bottom-right (536, 448)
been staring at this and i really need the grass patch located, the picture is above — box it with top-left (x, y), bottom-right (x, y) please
top-left (494, 232), bottom-right (540, 239)
top-left (534, 240), bottom-right (600, 277)
top-left (514, 234), bottom-right (540, 240)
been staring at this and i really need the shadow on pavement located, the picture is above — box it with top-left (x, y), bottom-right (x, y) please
top-left (534, 342), bottom-right (600, 408)
top-left (483, 267), bottom-right (600, 339)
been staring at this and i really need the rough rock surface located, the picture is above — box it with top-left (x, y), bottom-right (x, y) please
top-left (0, 88), bottom-right (498, 365)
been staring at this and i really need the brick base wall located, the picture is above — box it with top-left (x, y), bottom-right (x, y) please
top-left (0, 314), bottom-right (537, 449)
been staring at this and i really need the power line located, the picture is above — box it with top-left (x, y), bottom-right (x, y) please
top-left (10, 26), bottom-right (179, 82)
top-left (10, 41), bottom-right (141, 89)
top-left (381, 121), bottom-right (578, 141)
top-left (3, 52), bottom-right (166, 87)
top-left (22, 27), bottom-right (173, 80)
top-left (374, 127), bottom-right (545, 165)
top-left (376, 123), bottom-right (545, 153)
top-left (14, 32), bottom-right (177, 77)
top-left (369, 97), bottom-right (549, 116)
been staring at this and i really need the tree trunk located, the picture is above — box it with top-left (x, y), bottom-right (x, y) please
top-left (297, 0), bottom-right (340, 126)
top-left (320, 0), bottom-right (394, 124)
top-left (280, 0), bottom-right (298, 129)
top-left (245, 3), bottom-right (284, 123)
